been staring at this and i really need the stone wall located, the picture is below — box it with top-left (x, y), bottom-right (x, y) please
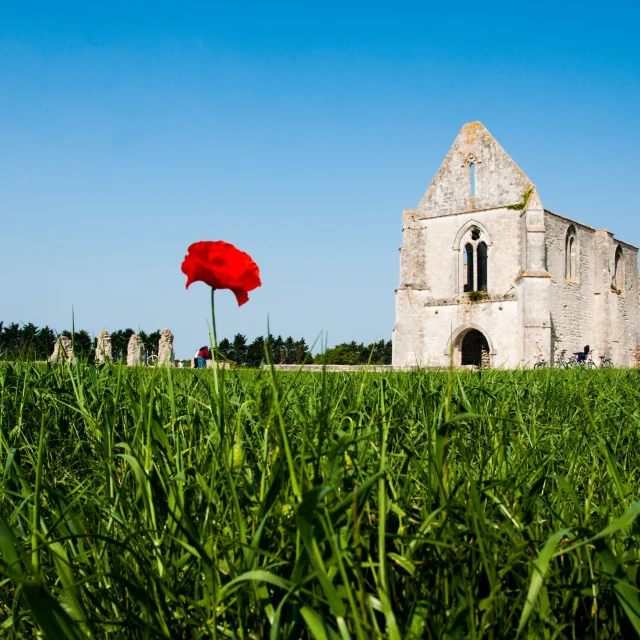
top-left (418, 122), bottom-right (531, 217)
top-left (265, 365), bottom-right (484, 372)
top-left (423, 298), bottom-right (519, 368)
top-left (265, 364), bottom-right (398, 372)
top-left (545, 212), bottom-right (638, 366)
top-left (394, 205), bottom-right (524, 368)
top-left (207, 360), bottom-right (231, 369)
top-left (606, 239), bottom-right (638, 366)
top-left (424, 208), bottom-right (522, 299)
top-left (545, 213), bottom-right (597, 360)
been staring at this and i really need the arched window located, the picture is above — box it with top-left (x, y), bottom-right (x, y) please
top-left (477, 242), bottom-right (488, 291)
top-left (565, 226), bottom-right (578, 281)
top-left (464, 243), bottom-right (474, 292)
top-left (456, 223), bottom-right (489, 294)
top-left (613, 245), bottom-right (624, 291)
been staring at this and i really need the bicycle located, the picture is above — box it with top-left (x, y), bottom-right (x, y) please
top-left (599, 355), bottom-right (614, 368)
top-left (144, 351), bottom-right (158, 366)
top-left (554, 350), bottom-right (572, 369)
top-left (568, 353), bottom-right (598, 368)
top-left (568, 345), bottom-right (592, 368)
top-left (534, 350), bottom-right (573, 369)
top-left (533, 354), bottom-right (548, 369)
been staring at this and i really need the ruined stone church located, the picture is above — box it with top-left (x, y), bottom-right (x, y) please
top-left (393, 122), bottom-right (638, 368)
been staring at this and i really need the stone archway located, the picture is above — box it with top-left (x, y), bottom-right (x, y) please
top-left (444, 324), bottom-right (495, 368)
top-left (460, 329), bottom-right (490, 367)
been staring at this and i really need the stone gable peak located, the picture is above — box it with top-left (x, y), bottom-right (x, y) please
top-left (418, 122), bottom-right (534, 218)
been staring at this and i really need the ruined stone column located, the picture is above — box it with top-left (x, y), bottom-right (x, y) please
top-left (393, 209), bottom-right (429, 367)
top-left (126, 333), bottom-right (143, 366)
top-left (157, 329), bottom-right (175, 367)
top-left (49, 336), bottom-right (76, 364)
top-left (515, 188), bottom-right (551, 366)
top-left (399, 209), bottom-right (428, 290)
top-left (95, 329), bottom-right (112, 364)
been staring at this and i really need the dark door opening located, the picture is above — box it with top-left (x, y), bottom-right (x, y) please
top-left (477, 242), bottom-right (488, 291)
top-left (461, 330), bottom-right (490, 367)
top-left (463, 243), bottom-right (474, 292)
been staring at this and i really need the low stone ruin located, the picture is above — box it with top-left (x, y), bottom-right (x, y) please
top-left (95, 329), bottom-right (112, 364)
top-left (157, 329), bottom-right (175, 367)
top-left (209, 360), bottom-right (231, 369)
top-left (190, 358), bottom-right (231, 369)
top-left (49, 336), bottom-right (75, 364)
top-left (43, 328), bottom-right (183, 367)
top-left (126, 333), bottom-right (143, 366)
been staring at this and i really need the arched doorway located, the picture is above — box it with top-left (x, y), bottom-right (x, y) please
top-left (461, 329), bottom-right (490, 367)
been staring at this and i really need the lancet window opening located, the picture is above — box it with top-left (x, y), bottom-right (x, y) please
top-left (613, 245), bottom-right (624, 291)
top-left (477, 242), bottom-right (488, 291)
top-left (467, 154), bottom-right (477, 198)
top-left (463, 244), bottom-right (474, 292)
top-left (470, 163), bottom-right (476, 197)
top-left (565, 225), bottom-right (578, 281)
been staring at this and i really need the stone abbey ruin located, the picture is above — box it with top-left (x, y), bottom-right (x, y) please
top-left (393, 121), bottom-right (638, 368)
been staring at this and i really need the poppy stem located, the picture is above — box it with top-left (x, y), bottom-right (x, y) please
top-left (210, 288), bottom-right (219, 360)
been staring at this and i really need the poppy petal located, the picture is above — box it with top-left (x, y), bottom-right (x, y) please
top-left (231, 288), bottom-right (250, 306)
top-left (181, 241), bottom-right (261, 305)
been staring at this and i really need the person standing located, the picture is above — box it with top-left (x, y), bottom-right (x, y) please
top-left (194, 346), bottom-right (212, 369)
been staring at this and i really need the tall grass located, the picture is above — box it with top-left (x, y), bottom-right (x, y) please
top-left (0, 362), bottom-right (639, 638)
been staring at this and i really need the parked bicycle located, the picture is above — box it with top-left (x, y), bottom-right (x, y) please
top-left (555, 350), bottom-right (572, 368)
top-left (565, 345), bottom-right (591, 368)
top-left (533, 354), bottom-right (548, 369)
top-left (599, 355), bottom-right (614, 368)
top-left (535, 350), bottom-right (572, 369)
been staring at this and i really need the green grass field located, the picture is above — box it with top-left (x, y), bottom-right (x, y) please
top-left (1, 363), bottom-right (639, 638)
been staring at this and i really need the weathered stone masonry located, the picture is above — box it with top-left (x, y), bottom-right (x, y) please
top-left (393, 122), bottom-right (638, 368)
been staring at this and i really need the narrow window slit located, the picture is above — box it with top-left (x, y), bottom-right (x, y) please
top-left (470, 162), bottom-right (476, 197)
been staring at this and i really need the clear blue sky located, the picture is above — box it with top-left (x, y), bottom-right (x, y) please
top-left (1, 1), bottom-right (638, 357)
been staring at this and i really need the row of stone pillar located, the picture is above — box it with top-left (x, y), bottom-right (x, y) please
top-left (48, 329), bottom-right (175, 366)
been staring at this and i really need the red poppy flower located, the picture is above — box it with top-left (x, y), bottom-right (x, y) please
top-left (181, 241), bottom-right (262, 306)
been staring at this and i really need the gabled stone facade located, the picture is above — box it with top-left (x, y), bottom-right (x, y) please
top-left (393, 122), bottom-right (638, 368)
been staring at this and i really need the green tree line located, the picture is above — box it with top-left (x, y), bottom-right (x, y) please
top-left (214, 335), bottom-right (392, 366)
top-left (314, 339), bottom-right (392, 365)
top-left (214, 334), bottom-right (313, 367)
